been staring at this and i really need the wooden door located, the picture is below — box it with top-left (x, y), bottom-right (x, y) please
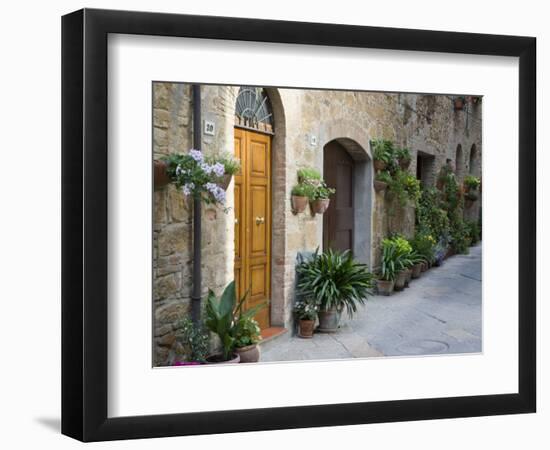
top-left (234, 128), bottom-right (271, 329)
top-left (323, 141), bottom-right (354, 253)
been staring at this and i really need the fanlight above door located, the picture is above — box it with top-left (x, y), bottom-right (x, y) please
top-left (234, 86), bottom-right (274, 134)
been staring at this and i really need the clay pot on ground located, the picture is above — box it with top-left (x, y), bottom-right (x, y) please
top-left (298, 319), bottom-right (315, 338)
top-left (376, 279), bottom-right (394, 296)
top-left (219, 173), bottom-right (233, 190)
top-left (394, 270), bottom-right (408, 291)
top-left (235, 344), bottom-right (260, 363)
top-left (311, 198), bottom-right (330, 215)
top-left (154, 160), bottom-right (170, 189)
top-left (421, 261), bottom-right (429, 272)
top-left (317, 307), bottom-right (341, 332)
top-left (373, 159), bottom-right (387, 172)
top-left (412, 262), bottom-right (423, 279)
top-left (205, 353), bottom-right (241, 364)
top-left (404, 268), bottom-right (413, 287)
top-left (291, 195), bottom-right (309, 214)
top-left (373, 180), bottom-right (388, 192)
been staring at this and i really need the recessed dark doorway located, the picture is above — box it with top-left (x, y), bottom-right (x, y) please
top-left (323, 141), bottom-right (355, 253)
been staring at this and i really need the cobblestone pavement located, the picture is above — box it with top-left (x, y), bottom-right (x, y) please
top-left (261, 243), bottom-right (482, 362)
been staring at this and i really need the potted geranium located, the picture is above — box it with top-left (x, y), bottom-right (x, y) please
top-left (293, 297), bottom-right (318, 338)
top-left (309, 181), bottom-right (336, 215)
top-left (290, 183), bottom-right (311, 214)
top-left (297, 249), bottom-right (374, 332)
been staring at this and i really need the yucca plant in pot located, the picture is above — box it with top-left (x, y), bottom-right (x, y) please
top-left (296, 249), bottom-right (374, 332)
top-left (377, 240), bottom-right (398, 296)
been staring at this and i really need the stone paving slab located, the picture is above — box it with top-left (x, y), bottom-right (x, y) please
top-left (261, 243), bottom-right (482, 362)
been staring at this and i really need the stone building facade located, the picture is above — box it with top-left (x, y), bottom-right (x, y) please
top-left (152, 83), bottom-right (482, 366)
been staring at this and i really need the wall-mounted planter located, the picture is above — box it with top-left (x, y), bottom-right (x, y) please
top-left (373, 180), bottom-right (388, 192)
top-left (291, 195), bottom-right (308, 214)
top-left (373, 159), bottom-right (387, 172)
top-left (398, 158), bottom-right (411, 170)
top-left (311, 198), bottom-right (330, 215)
top-left (453, 97), bottom-right (465, 110)
top-left (219, 173), bottom-right (233, 191)
top-left (154, 160), bottom-right (170, 189)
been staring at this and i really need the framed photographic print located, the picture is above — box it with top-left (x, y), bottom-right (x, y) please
top-left (61, 8), bottom-right (536, 442)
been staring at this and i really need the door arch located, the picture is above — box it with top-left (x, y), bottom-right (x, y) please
top-left (322, 137), bottom-right (372, 266)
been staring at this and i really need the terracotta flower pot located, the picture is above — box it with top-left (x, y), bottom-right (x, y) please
top-left (154, 160), bottom-right (170, 189)
top-left (291, 195), bottom-right (308, 214)
top-left (376, 279), bottom-right (394, 296)
top-left (421, 261), bottom-right (429, 272)
top-left (235, 344), bottom-right (260, 363)
top-left (394, 270), bottom-right (408, 291)
top-left (219, 173), bottom-right (233, 190)
top-left (398, 158), bottom-right (411, 170)
top-left (404, 268), bottom-right (413, 287)
top-left (317, 307), bottom-right (341, 332)
top-left (311, 198), bottom-right (330, 215)
top-left (298, 319), bottom-right (315, 338)
top-left (454, 98), bottom-right (465, 110)
top-left (205, 353), bottom-right (241, 364)
top-left (373, 160), bottom-right (387, 172)
top-left (373, 180), bottom-right (388, 192)
top-left (411, 262), bottom-right (423, 279)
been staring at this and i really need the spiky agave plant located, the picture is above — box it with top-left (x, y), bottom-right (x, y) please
top-left (296, 249), bottom-right (374, 318)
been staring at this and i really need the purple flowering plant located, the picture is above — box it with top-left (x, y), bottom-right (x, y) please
top-left (163, 149), bottom-right (239, 207)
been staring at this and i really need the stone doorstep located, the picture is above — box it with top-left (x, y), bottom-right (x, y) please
top-left (258, 327), bottom-right (290, 352)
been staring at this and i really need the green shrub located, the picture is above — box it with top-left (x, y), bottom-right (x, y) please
top-left (297, 167), bottom-right (322, 183)
top-left (395, 147), bottom-right (411, 162)
top-left (464, 175), bottom-right (481, 190)
top-left (296, 249), bottom-right (374, 318)
top-left (376, 170), bottom-right (392, 184)
top-left (174, 316), bottom-right (210, 363)
top-left (371, 139), bottom-right (394, 164)
top-left (465, 220), bottom-right (481, 244)
top-left (410, 232), bottom-right (437, 263)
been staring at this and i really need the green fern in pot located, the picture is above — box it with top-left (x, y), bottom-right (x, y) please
top-left (296, 249), bottom-right (374, 332)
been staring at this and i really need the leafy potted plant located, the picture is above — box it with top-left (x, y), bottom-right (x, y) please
top-left (383, 236), bottom-right (414, 291)
top-left (374, 170), bottom-right (391, 193)
top-left (233, 312), bottom-right (262, 363)
top-left (293, 297), bottom-right (318, 338)
top-left (173, 316), bottom-right (210, 366)
top-left (463, 175), bottom-right (481, 204)
top-left (377, 240), bottom-right (398, 295)
top-left (454, 96), bottom-right (466, 110)
top-left (297, 167), bottom-right (322, 184)
top-left (204, 282), bottom-right (240, 363)
top-left (215, 153), bottom-right (241, 190)
top-left (290, 183), bottom-right (311, 214)
top-left (371, 139), bottom-right (394, 172)
top-left (309, 181), bottom-right (336, 215)
top-left (163, 149), bottom-right (235, 207)
top-left (297, 249), bottom-right (374, 332)
top-left (395, 147), bottom-right (412, 170)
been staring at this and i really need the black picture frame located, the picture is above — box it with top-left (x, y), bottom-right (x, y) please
top-left (61, 8), bottom-right (536, 442)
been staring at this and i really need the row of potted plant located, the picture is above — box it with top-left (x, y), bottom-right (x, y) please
top-left (293, 249), bottom-right (375, 337)
top-left (173, 281), bottom-right (266, 365)
top-left (376, 235), bottom-right (428, 295)
top-left (371, 139), bottom-right (412, 174)
top-left (291, 167), bottom-right (336, 215)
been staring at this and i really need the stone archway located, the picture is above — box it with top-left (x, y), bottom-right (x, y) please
top-left (318, 120), bottom-right (374, 267)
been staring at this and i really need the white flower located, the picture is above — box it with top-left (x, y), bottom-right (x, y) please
top-left (189, 149), bottom-right (204, 162)
top-left (212, 162), bottom-right (225, 177)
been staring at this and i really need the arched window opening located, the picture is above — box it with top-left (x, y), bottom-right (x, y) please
top-left (234, 86), bottom-right (274, 134)
top-left (469, 144), bottom-right (478, 176)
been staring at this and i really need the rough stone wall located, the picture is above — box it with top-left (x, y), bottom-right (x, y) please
top-left (152, 83), bottom-right (482, 365)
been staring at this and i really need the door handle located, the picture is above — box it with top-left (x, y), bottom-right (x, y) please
top-left (255, 216), bottom-right (265, 225)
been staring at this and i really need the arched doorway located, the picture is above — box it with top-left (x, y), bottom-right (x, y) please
top-left (323, 141), bottom-right (355, 253)
top-left (233, 87), bottom-right (273, 329)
